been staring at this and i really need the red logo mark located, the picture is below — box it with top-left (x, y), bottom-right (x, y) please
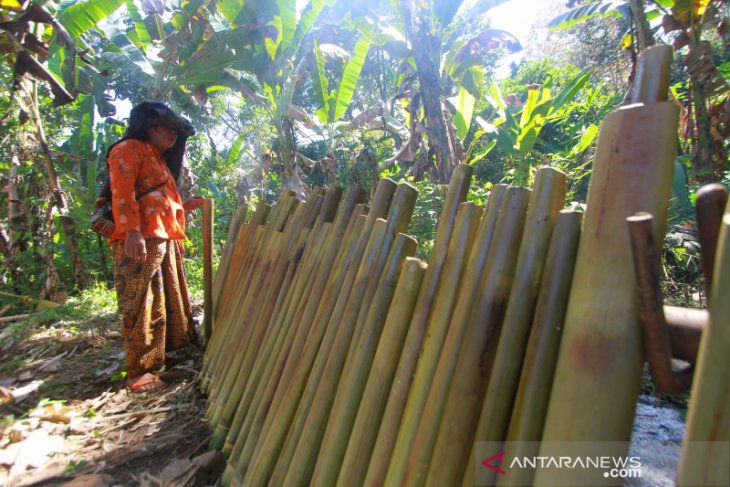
top-left (482, 451), bottom-right (507, 475)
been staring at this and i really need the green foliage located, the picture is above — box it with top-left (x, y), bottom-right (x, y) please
top-left (470, 64), bottom-right (595, 185)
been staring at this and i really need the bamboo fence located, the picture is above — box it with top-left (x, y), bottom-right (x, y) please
top-left (197, 45), bottom-right (726, 487)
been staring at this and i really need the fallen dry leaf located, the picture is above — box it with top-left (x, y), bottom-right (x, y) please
top-left (59, 473), bottom-right (115, 486)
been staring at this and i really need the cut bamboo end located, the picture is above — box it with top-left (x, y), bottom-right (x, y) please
top-left (631, 44), bottom-right (672, 104)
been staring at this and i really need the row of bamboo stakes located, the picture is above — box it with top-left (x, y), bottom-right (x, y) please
top-left (200, 45), bottom-right (728, 486)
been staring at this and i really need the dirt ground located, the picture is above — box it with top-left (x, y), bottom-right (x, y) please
top-left (0, 310), bottom-right (220, 487)
top-left (0, 307), bottom-right (690, 487)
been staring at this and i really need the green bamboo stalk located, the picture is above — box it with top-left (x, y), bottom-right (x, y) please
top-left (288, 230), bottom-right (417, 485)
top-left (203, 198), bottom-right (215, 344)
top-left (677, 207), bottom-right (730, 486)
top-left (202, 203), bottom-right (269, 386)
top-left (424, 186), bottom-right (531, 487)
top-left (336, 257), bottom-right (427, 487)
top-left (533, 45), bottom-right (678, 486)
top-left (203, 200), bottom-right (277, 385)
top-left (361, 165), bottom-right (473, 487)
top-left (206, 192), bottom-right (306, 404)
top-left (308, 232), bottom-right (419, 487)
top-left (397, 184), bottom-right (507, 487)
top-left (208, 226), bottom-right (312, 432)
top-left (230, 180), bottom-right (396, 485)
top-left (345, 183), bottom-right (419, 357)
top-left (206, 229), bottom-right (289, 419)
top-left (468, 167), bottom-right (567, 447)
top-left (484, 210), bottom-right (583, 487)
top-left (202, 225), bottom-right (271, 395)
top-left (207, 198), bottom-right (302, 402)
top-left (212, 203), bottom-right (247, 315)
top-left (209, 226), bottom-right (331, 450)
top-left (208, 193), bottom-right (327, 427)
top-left (241, 216), bottom-right (389, 487)
top-left (385, 202), bottom-right (485, 487)
top-left (270, 216), bottom-right (399, 486)
top-left (219, 189), bottom-right (364, 457)
top-left (219, 207), bottom-right (366, 477)
top-left (221, 197), bottom-right (367, 460)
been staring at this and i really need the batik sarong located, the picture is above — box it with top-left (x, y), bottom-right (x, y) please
top-left (112, 238), bottom-right (197, 377)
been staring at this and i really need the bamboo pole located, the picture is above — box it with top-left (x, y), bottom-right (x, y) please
top-left (202, 202), bottom-right (270, 385)
top-left (206, 197), bottom-right (300, 404)
top-left (385, 202), bottom-right (485, 487)
top-left (205, 192), bottom-right (300, 397)
top-left (284, 229), bottom-right (419, 486)
top-left (467, 167), bottom-right (567, 451)
top-left (203, 197), bottom-right (215, 342)
top-left (677, 207), bottom-right (730, 486)
top-left (533, 45), bottom-right (678, 486)
top-left (219, 215), bottom-right (365, 487)
top-left (361, 165), bottom-right (473, 487)
top-left (230, 180), bottom-right (396, 485)
top-left (212, 203), bottom-right (247, 317)
top-left (344, 183), bottom-right (419, 359)
top-left (309, 232), bottom-right (419, 487)
top-left (239, 216), bottom-right (387, 487)
top-left (397, 184), bottom-right (507, 487)
top-left (336, 257), bottom-right (427, 487)
top-left (207, 223), bottom-right (312, 431)
top-left (208, 200), bottom-right (320, 428)
top-left (424, 186), bottom-right (531, 487)
top-left (208, 225), bottom-right (331, 450)
top-left (219, 189), bottom-right (364, 459)
top-left (267, 215), bottom-right (397, 486)
top-left (201, 203), bottom-right (271, 389)
top-left (482, 210), bottom-right (583, 487)
top-left (239, 182), bottom-right (399, 485)
top-left (207, 194), bottom-right (324, 426)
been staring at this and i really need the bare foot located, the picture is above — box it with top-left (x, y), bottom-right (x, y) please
top-left (126, 372), bottom-right (166, 393)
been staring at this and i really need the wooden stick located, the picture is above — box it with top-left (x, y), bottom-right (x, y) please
top-left (0, 314), bottom-right (31, 324)
top-left (203, 197), bottom-right (215, 342)
top-left (0, 304), bottom-right (12, 317)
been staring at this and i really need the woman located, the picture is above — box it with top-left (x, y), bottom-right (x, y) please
top-left (106, 102), bottom-right (204, 392)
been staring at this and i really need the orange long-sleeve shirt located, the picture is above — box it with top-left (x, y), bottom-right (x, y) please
top-left (108, 139), bottom-right (187, 241)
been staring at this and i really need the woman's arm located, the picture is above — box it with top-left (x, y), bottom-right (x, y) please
top-left (109, 142), bottom-right (147, 261)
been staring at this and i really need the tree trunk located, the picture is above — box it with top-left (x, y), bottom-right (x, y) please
top-left (690, 80), bottom-right (714, 183)
top-left (278, 117), bottom-right (307, 199)
top-left (402, 0), bottom-right (461, 184)
top-left (629, 0), bottom-right (654, 50)
top-left (7, 152), bottom-right (28, 255)
top-left (23, 83), bottom-right (89, 289)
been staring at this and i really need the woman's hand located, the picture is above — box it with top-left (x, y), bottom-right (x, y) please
top-left (183, 195), bottom-right (205, 211)
top-left (125, 230), bottom-right (147, 262)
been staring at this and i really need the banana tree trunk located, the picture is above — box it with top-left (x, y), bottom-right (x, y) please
top-left (24, 84), bottom-right (87, 290)
top-left (402, 0), bottom-right (461, 183)
top-left (7, 152), bottom-right (28, 259)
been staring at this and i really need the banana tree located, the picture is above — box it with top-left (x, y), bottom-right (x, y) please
top-left (471, 69), bottom-right (593, 184)
top-left (0, 0), bottom-right (128, 294)
top-left (343, 0), bottom-right (521, 183)
top-left (548, 0), bottom-right (729, 183)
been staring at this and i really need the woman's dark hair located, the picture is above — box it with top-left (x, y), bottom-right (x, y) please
top-left (103, 102), bottom-right (195, 189)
